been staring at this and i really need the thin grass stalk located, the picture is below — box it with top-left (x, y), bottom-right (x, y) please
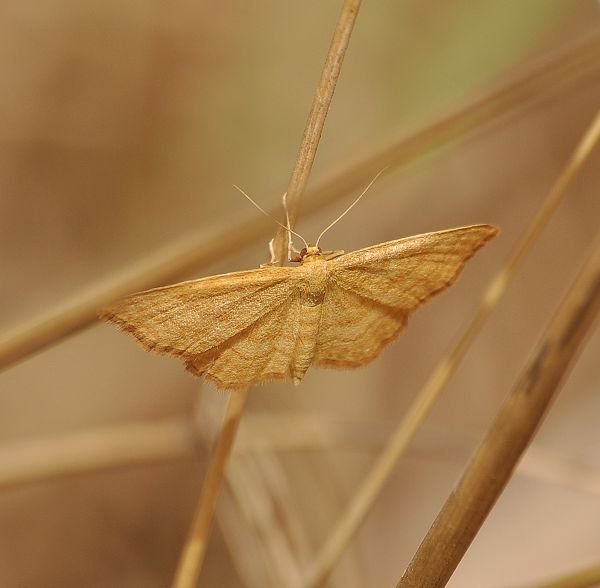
top-left (316, 30), bottom-right (600, 205)
top-left (0, 412), bottom-right (384, 491)
top-left (397, 238), bottom-right (600, 588)
top-left (2, 30), bottom-right (598, 372)
top-left (273, 0), bottom-right (362, 263)
top-left (0, 419), bottom-right (195, 490)
top-left (172, 3), bottom-right (363, 585)
top-left (5, 413), bottom-right (600, 506)
top-left (226, 457), bottom-right (303, 588)
top-left (172, 386), bottom-right (249, 588)
top-left (527, 562), bottom-right (600, 588)
top-left (216, 484), bottom-right (272, 588)
top-left (517, 445), bottom-right (600, 496)
top-left (192, 398), bottom-right (314, 587)
top-left (302, 108), bottom-right (600, 588)
top-left (251, 452), bottom-right (314, 570)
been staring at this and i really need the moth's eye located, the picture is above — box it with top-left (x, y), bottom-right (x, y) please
top-left (300, 247), bottom-right (307, 257)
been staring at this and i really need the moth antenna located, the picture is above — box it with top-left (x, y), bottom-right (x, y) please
top-left (233, 185), bottom-right (309, 250)
top-left (315, 168), bottom-right (387, 247)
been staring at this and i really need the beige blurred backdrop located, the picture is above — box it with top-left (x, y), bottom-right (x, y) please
top-left (1, 1), bottom-right (600, 587)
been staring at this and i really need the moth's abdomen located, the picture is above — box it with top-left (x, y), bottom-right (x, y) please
top-left (292, 303), bottom-right (323, 385)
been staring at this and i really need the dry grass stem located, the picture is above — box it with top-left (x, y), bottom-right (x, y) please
top-left (172, 386), bottom-right (249, 588)
top-left (0, 419), bottom-right (196, 490)
top-left (273, 0), bottom-right (362, 263)
top-left (527, 562), bottom-right (600, 588)
top-left (0, 217), bottom-right (272, 371)
top-left (518, 446), bottom-right (600, 497)
top-left (237, 412), bottom-right (389, 453)
top-left (5, 412), bottom-right (600, 510)
top-left (226, 457), bottom-right (303, 588)
top-left (397, 239), bottom-right (600, 588)
top-left (251, 452), bottom-right (314, 567)
top-left (302, 108), bottom-right (600, 588)
top-left (301, 29), bottom-right (600, 214)
top-left (215, 485), bottom-right (271, 588)
top-left (172, 2), bottom-right (365, 583)
top-left (217, 472), bottom-right (308, 588)
top-left (1, 31), bottom-right (598, 372)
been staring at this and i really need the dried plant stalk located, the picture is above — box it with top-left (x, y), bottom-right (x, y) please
top-left (528, 562), bottom-right (600, 588)
top-left (299, 30), bottom-right (600, 218)
top-left (172, 387), bottom-right (249, 588)
top-left (517, 445), bottom-right (600, 497)
top-left (303, 108), bottom-right (600, 588)
top-left (215, 484), bottom-right (272, 588)
top-left (4, 413), bottom-right (600, 499)
top-left (397, 240), bottom-right (600, 588)
top-left (0, 419), bottom-right (195, 490)
top-left (1, 31), bottom-right (598, 372)
top-left (273, 0), bottom-right (362, 263)
top-left (172, 2), bottom-right (363, 585)
top-left (226, 456), bottom-right (303, 588)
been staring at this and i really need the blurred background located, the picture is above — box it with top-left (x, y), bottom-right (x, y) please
top-left (1, 1), bottom-right (600, 587)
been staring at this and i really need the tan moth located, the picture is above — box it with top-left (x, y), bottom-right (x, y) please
top-left (101, 187), bottom-right (497, 390)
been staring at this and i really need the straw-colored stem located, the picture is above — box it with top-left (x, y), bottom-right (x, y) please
top-left (172, 387), bottom-right (249, 588)
top-left (273, 0), bottom-right (362, 263)
top-left (397, 240), bottom-right (600, 588)
top-left (0, 419), bottom-right (196, 490)
top-left (295, 30), bottom-right (600, 220)
top-left (172, 3), bottom-right (364, 584)
top-left (517, 445), bottom-right (600, 497)
top-left (0, 216), bottom-right (273, 372)
top-left (226, 456), bottom-right (303, 588)
top-left (527, 562), bottom-right (600, 588)
top-left (2, 31), bottom-right (598, 372)
top-left (5, 412), bottom-right (600, 502)
top-left (303, 107), bottom-right (600, 588)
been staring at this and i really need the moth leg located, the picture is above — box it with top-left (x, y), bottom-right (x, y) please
top-left (322, 249), bottom-right (345, 260)
top-left (260, 238), bottom-right (277, 268)
top-left (282, 191), bottom-right (301, 261)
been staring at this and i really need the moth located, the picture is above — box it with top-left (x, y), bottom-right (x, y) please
top-left (101, 189), bottom-right (497, 390)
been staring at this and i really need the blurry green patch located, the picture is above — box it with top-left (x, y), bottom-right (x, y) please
top-left (373, 0), bottom-right (572, 127)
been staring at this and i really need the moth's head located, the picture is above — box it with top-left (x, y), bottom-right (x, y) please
top-left (299, 244), bottom-right (322, 260)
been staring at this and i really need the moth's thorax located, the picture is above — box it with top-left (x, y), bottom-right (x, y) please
top-left (297, 249), bottom-right (328, 307)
